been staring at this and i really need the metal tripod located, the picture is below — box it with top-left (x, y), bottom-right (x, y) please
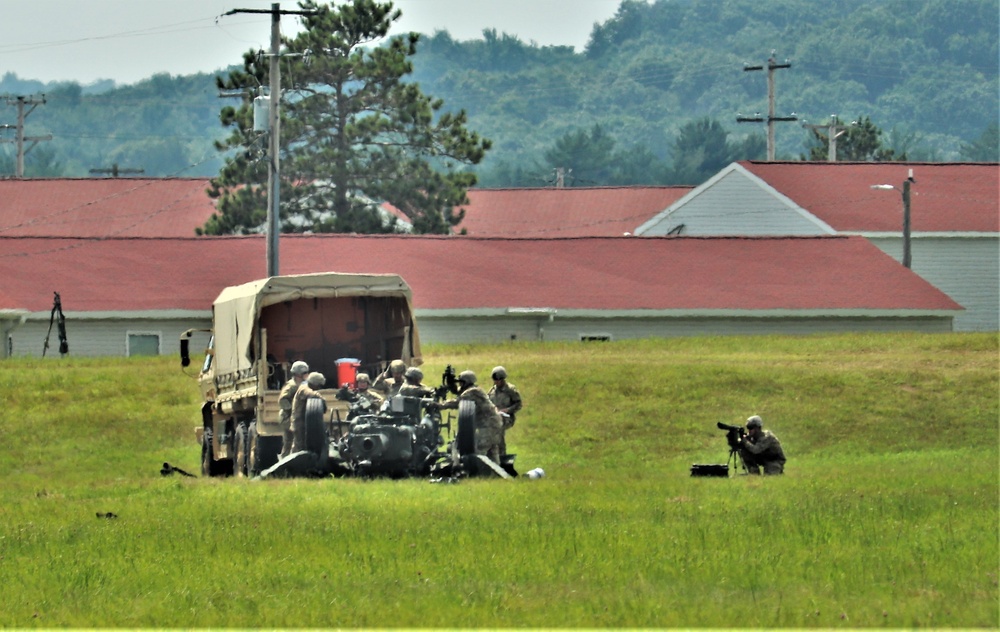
top-left (727, 446), bottom-right (747, 476)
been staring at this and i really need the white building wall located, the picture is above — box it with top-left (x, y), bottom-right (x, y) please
top-left (418, 315), bottom-right (953, 343)
top-left (8, 316), bottom-right (212, 358)
top-left (636, 164), bottom-right (998, 332)
top-left (5, 312), bottom-right (955, 358)
top-left (866, 235), bottom-right (999, 332)
top-left (416, 317), bottom-right (547, 344)
top-left (640, 169), bottom-right (830, 236)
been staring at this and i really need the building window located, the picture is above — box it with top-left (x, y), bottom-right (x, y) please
top-left (127, 332), bottom-right (161, 356)
top-left (579, 334), bottom-right (612, 342)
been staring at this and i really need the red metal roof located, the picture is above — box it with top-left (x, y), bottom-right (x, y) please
top-left (741, 162), bottom-right (999, 233)
top-left (0, 180), bottom-right (694, 238)
top-left (455, 187), bottom-right (693, 236)
top-left (0, 234), bottom-right (961, 313)
top-left (0, 178), bottom-right (216, 238)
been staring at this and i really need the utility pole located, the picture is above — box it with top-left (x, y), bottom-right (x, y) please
top-left (554, 167), bottom-right (569, 188)
top-left (901, 173), bottom-right (913, 269)
top-left (737, 52), bottom-right (797, 161)
top-left (89, 163), bottom-right (145, 177)
top-left (871, 169), bottom-right (916, 269)
top-left (802, 117), bottom-right (852, 161)
top-left (1, 95), bottom-right (53, 177)
top-left (223, 3), bottom-right (316, 277)
top-left (267, 5), bottom-right (281, 278)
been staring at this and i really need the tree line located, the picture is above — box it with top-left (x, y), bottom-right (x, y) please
top-left (0, 0), bottom-right (996, 235)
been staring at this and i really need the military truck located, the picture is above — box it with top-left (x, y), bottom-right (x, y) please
top-left (180, 272), bottom-right (422, 478)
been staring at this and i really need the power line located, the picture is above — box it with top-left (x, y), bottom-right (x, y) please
top-left (736, 52), bottom-right (797, 161)
top-left (89, 163), bottom-right (145, 178)
top-left (1, 95), bottom-right (53, 177)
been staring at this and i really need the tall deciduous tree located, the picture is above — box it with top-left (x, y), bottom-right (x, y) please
top-left (201, 0), bottom-right (491, 236)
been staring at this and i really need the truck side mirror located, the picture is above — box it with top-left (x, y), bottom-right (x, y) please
top-left (180, 338), bottom-right (191, 367)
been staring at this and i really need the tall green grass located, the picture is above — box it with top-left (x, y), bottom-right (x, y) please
top-left (0, 333), bottom-right (996, 627)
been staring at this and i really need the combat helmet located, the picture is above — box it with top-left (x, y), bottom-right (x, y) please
top-left (404, 366), bottom-right (423, 382)
top-left (389, 359), bottom-right (406, 375)
top-left (746, 415), bottom-right (763, 429)
top-left (458, 370), bottom-right (477, 386)
top-left (306, 372), bottom-right (326, 389)
top-left (491, 366), bottom-right (507, 380)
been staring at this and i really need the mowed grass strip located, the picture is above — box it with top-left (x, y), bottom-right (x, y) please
top-left (0, 333), bottom-right (996, 627)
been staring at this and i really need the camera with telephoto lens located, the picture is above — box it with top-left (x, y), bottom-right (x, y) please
top-left (717, 422), bottom-right (746, 451)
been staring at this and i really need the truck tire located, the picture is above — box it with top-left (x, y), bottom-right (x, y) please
top-left (247, 422), bottom-right (279, 476)
top-left (200, 429), bottom-right (212, 476)
top-left (233, 424), bottom-right (248, 478)
top-left (456, 399), bottom-right (476, 456)
top-left (201, 429), bottom-right (233, 477)
top-left (304, 397), bottom-right (328, 458)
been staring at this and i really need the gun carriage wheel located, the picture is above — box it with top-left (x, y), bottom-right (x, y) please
top-left (305, 397), bottom-right (329, 470)
top-left (456, 399), bottom-right (476, 456)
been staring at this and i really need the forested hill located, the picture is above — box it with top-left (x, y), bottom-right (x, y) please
top-left (411, 0), bottom-right (999, 184)
top-left (1, 0), bottom-right (997, 185)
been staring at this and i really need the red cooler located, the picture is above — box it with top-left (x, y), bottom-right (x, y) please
top-left (335, 358), bottom-right (361, 388)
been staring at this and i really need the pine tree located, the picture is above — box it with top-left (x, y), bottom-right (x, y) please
top-left (201, 0), bottom-right (491, 236)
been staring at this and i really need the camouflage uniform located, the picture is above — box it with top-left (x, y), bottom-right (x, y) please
top-left (290, 383), bottom-right (322, 453)
top-left (460, 386), bottom-right (504, 463)
top-left (345, 373), bottom-right (384, 420)
top-left (373, 360), bottom-right (406, 398)
top-left (397, 367), bottom-right (433, 398)
top-left (397, 385), bottom-right (431, 398)
top-left (488, 381), bottom-right (522, 456)
top-left (277, 377), bottom-right (301, 459)
top-left (355, 387), bottom-right (384, 410)
top-left (740, 429), bottom-right (786, 475)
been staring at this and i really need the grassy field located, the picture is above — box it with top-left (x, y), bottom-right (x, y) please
top-left (0, 332), bottom-right (996, 628)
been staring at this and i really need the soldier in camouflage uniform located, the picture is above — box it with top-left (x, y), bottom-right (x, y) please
top-left (353, 373), bottom-right (384, 409)
top-left (372, 359), bottom-right (406, 399)
top-left (740, 415), bottom-right (786, 475)
top-left (438, 370), bottom-right (503, 463)
top-left (290, 372), bottom-right (325, 453)
top-left (487, 366), bottom-right (522, 456)
top-left (397, 366), bottom-right (434, 398)
top-left (278, 360), bottom-right (309, 459)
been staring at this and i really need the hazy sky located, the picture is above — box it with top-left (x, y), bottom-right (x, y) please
top-left (0, 0), bottom-right (623, 85)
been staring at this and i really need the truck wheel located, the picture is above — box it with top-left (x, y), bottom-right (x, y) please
top-left (201, 429), bottom-right (233, 477)
top-left (200, 429), bottom-right (212, 476)
top-left (305, 397), bottom-right (328, 459)
top-left (456, 399), bottom-right (476, 456)
top-left (234, 424), bottom-right (248, 477)
top-left (248, 422), bottom-right (278, 476)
